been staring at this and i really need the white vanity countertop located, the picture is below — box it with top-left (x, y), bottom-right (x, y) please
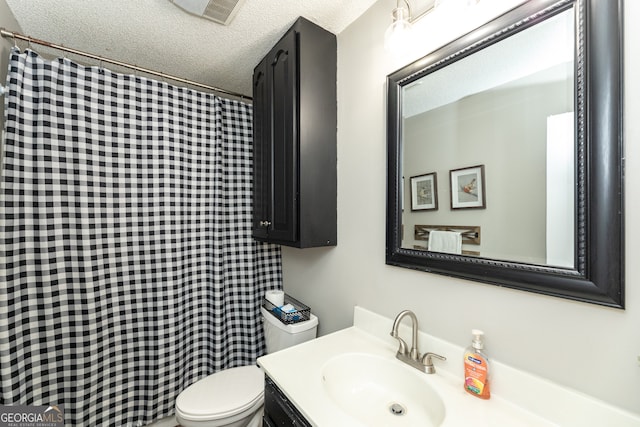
top-left (258, 306), bottom-right (640, 427)
top-left (258, 327), bottom-right (554, 427)
top-left (259, 326), bottom-right (554, 426)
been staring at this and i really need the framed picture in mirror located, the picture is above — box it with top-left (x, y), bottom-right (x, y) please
top-left (410, 173), bottom-right (438, 211)
top-left (450, 165), bottom-right (486, 209)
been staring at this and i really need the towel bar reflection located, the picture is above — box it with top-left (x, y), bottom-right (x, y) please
top-left (414, 225), bottom-right (481, 245)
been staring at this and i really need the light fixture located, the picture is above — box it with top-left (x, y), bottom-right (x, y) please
top-left (384, 0), bottom-right (480, 52)
top-left (384, 1), bottom-right (414, 52)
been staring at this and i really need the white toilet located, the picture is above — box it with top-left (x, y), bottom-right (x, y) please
top-left (175, 306), bottom-right (318, 427)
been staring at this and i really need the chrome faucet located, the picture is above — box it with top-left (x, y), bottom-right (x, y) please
top-left (390, 310), bottom-right (446, 374)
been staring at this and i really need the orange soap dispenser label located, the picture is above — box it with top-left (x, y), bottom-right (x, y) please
top-left (464, 352), bottom-right (490, 399)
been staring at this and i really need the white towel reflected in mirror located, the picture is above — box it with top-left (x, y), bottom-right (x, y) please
top-left (428, 230), bottom-right (462, 254)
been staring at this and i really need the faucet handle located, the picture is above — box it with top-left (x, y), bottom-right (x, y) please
top-left (421, 352), bottom-right (446, 374)
top-left (390, 332), bottom-right (409, 356)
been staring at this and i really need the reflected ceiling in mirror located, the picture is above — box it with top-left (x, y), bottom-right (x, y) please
top-left (401, 7), bottom-right (575, 268)
top-left (386, 0), bottom-right (624, 307)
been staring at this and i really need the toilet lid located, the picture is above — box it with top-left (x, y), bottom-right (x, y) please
top-left (176, 365), bottom-right (264, 421)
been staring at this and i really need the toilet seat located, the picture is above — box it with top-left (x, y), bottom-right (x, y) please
top-left (175, 365), bottom-right (264, 422)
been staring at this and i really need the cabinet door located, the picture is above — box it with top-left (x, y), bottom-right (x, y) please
top-left (266, 29), bottom-right (298, 243)
top-left (253, 18), bottom-right (336, 248)
top-left (264, 376), bottom-right (311, 426)
top-left (252, 57), bottom-right (270, 239)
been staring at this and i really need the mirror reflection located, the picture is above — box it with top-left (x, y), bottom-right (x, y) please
top-left (400, 8), bottom-right (575, 268)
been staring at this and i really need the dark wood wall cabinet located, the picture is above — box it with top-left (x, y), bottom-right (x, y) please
top-left (263, 376), bottom-right (311, 426)
top-left (252, 17), bottom-right (337, 248)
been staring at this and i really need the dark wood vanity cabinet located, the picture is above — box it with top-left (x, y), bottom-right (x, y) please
top-left (263, 376), bottom-right (311, 426)
top-left (252, 17), bottom-right (337, 248)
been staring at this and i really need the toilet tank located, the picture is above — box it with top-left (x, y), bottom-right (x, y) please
top-left (261, 306), bottom-right (318, 354)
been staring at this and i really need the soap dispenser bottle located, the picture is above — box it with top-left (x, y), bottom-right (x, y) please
top-left (463, 329), bottom-right (490, 399)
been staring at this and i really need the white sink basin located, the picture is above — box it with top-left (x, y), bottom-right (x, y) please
top-left (321, 352), bottom-right (446, 427)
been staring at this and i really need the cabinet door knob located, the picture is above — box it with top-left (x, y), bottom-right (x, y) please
top-left (260, 220), bottom-right (272, 227)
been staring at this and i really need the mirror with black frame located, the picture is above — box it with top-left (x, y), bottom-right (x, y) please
top-left (386, 0), bottom-right (624, 307)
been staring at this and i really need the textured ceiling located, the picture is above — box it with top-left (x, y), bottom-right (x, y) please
top-left (4, 0), bottom-right (379, 98)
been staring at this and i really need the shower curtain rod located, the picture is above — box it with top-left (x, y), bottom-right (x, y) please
top-left (0, 28), bottom-right (252, 101)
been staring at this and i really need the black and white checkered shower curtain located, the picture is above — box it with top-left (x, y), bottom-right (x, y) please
top-left (0, 48), bottom-right (282, 426)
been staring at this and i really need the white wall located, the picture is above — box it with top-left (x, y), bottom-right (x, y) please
top-left (402, 80), bottom-right (571, 264)
top-left (283, 0), bottom-right (640, 417)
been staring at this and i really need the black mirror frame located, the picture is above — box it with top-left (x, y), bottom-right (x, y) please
top-left (386, 0), bottom-right (624, 308)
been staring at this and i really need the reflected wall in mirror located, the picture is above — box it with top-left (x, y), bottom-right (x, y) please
top-left (386, 0), bottom-right (624, 307)
top-left (402, 7), bottom-right (574, 267)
